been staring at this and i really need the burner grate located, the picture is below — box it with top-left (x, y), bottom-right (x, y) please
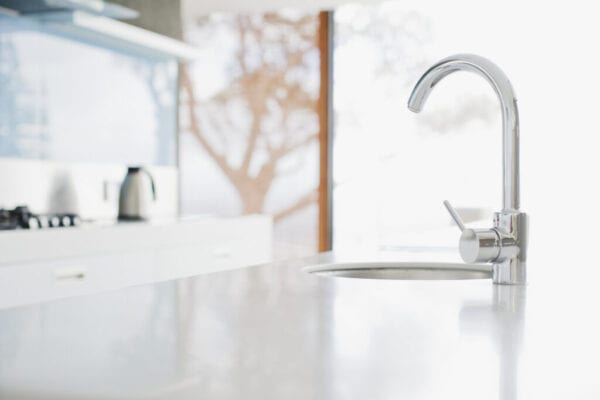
top-left (0, 206), bottom-right (81, 230)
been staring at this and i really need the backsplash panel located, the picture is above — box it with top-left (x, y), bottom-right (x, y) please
top-left (0, 158), bottom-right (178, 219)
top-left (0, 13), bottom-right (177, 166)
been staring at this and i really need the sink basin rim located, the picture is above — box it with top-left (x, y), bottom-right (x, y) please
top-left (304, 261), bottom-right (492, 280)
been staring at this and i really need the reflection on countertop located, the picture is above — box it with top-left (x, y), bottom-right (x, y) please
top-left (0, 249), bottom-right (598, 399)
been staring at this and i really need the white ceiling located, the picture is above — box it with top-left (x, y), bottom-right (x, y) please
top-left (182, 0), bottom-right (384, 19)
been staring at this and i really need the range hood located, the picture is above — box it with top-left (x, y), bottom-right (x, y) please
top-left (0, 0), bottom-right (138, 19)
top-left (0, 1), bottom-right (199, 61)
top-left (30, 10), bottom-right (200, 60)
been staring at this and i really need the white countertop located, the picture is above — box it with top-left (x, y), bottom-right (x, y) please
top-left (0, 236), bottom-right (598, 399)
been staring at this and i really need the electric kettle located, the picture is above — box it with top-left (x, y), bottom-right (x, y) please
top-left (118, 167), bottom-right (156, 221)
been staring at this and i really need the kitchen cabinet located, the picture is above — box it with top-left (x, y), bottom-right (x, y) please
top-left (0, 215), bottom-right (272, 309)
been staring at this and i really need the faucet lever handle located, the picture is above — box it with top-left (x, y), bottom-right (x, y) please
top-left (443, 200), bottom-right (466, 232)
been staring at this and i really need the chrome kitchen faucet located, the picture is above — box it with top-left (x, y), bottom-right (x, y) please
top-left (407, 54), bottom-right (528, 285)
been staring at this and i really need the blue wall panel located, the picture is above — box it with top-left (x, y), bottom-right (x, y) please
top-left (0, 14), bottom-right (177, 166)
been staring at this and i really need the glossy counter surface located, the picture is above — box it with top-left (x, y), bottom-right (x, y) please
top-left (0, 249), bottom-right (598, 399)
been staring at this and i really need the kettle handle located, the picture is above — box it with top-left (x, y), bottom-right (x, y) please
top-left (141, 168), bottom-right (157, 201)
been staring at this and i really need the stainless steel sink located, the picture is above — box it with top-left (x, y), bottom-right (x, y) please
top-left (305, 262), bottom-right (492, 280)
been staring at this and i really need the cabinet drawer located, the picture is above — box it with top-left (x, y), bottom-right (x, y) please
top-left (0, 251), bottom-right (156, 309)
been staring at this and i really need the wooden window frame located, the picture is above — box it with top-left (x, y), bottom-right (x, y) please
top-left (318, 11), bottom-right (333, 252)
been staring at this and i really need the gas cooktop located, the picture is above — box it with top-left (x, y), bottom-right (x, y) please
top-left (0, 206), bottom-right (81, 230)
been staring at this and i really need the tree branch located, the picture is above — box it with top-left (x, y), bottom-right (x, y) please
top-left (271, 132), bottom-right (319, 161)
top-left (180, 64), bottom-right (237, 180)
top-left (273, 188), bottom-right (318, 222)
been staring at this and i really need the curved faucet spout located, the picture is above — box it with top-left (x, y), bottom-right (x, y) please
top-left (407, 54), bottom-right (520, 211)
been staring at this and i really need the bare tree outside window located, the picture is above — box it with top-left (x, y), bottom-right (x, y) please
top-left (180, 12), bottom-right (322, 258)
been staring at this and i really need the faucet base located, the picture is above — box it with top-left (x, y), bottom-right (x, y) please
top-left (493, 259), bottom-right (526, 285)
top-left (492, 212), bottom-right (528, 285)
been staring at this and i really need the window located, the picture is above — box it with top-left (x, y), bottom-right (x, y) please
top-left (333, 2), bottom-right (500, 252)
top-left (180, 11), bottom-right (328, 259)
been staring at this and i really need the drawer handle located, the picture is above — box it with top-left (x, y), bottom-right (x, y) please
top-left (213, 246), bottom-right (232, 259)
top-left (54, 268), bottom-right (87, 281)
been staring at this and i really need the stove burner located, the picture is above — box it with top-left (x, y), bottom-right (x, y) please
top-left (0, 206), bottom-right (81, 230)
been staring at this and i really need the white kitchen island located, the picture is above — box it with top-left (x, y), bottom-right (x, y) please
top-left (0, 240), bottom-right (598, 399)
